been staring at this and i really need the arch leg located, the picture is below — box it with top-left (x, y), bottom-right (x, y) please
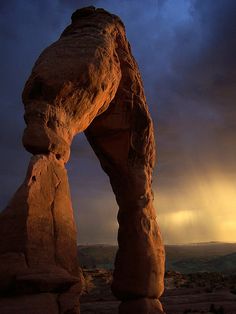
top-left (85, 109), bottom-right (165, 313)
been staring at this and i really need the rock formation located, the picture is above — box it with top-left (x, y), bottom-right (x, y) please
top-left (0, 154), bottom-right (83, 313)
top-left (0, 6), bottom-right (165, 314)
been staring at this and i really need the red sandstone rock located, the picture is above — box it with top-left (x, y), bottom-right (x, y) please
top-left (22, 7), bottom-right (122, 162)
top-left (0, 253), bottom-right (28, 292)
top-left (0, 293), bottom-right (59, 314)
top-left (83, 6), bottom-right (165, 303)
top-left (58, 283), bottom-right (82, 314)
top-left (0, 6), bottom-right (165, 314)
top-left (0, 154), bottom-right (82, 293)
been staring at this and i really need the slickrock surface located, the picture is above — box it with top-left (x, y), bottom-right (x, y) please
top-left (0, 6), bottom-right (164, 314)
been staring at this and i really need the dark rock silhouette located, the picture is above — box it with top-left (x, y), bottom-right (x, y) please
top-left (0, 6), bottom-right (165, 314)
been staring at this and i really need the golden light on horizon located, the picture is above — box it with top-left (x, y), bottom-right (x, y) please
top-left (155, 172), bottom-right (236, 244)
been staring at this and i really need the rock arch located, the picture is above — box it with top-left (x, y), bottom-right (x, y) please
top-left (0, 7), bottom-right (165, 314)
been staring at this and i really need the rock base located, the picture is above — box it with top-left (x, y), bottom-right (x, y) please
top-left (0, 288), bottom-right (80, 314)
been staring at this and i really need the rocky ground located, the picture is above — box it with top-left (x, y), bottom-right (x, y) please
top-left (80, 269), bottom-right (236, 314)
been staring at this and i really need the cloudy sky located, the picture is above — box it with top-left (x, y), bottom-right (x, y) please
top-left (0, 0), bottom-right (236, 244)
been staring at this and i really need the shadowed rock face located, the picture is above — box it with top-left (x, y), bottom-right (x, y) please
top-left (0, 6), bottom-right (165, 314)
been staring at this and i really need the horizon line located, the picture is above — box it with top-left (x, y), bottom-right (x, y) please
top-left (77, 240), bottom-right (236, 246)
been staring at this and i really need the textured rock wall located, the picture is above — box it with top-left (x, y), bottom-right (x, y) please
top-left (0, 155), bottom-right (82, 313)
top-left (0, 6), bottom-right (165, 314)
top-left (22, 7), bottom-right (122, 162)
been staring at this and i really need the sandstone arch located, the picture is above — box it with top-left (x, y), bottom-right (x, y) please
top-left (0, 7), bottom-right (165, 314)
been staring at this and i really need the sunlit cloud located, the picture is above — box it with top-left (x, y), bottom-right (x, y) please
top-left (155, 172), bottom-right (236, 244)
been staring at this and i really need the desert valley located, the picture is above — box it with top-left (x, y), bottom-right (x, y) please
top-left (79, 242), bottom-right (236, 314)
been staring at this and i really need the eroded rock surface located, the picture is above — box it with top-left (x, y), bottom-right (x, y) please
top-left (22, 6), bottom-right (122, 163)
top-left (0, 155), bottom-right (82, 312)
top-left (0, 6), bottom-right (165, 314)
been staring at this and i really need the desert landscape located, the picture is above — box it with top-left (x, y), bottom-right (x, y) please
top-left (79, 242), bottom-right (236, 314)
top-left (1, 1), bottom-right (236, 313)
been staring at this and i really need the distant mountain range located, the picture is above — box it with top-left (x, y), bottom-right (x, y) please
top-left (78, 242), bottom-right (236, 274)
top-left (167, 252), bottom-right (236, 274)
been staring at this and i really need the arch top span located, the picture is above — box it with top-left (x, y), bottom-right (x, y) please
top-left (22, 6), bottom-right (125, 162)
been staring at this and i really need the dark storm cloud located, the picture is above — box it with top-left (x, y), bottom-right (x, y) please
top-left (169, 0), bottom-right (236, 108)
top-left (133, 0), bottom-right (236, 188)
top-left (0, 0), bottom-right (235, 243)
